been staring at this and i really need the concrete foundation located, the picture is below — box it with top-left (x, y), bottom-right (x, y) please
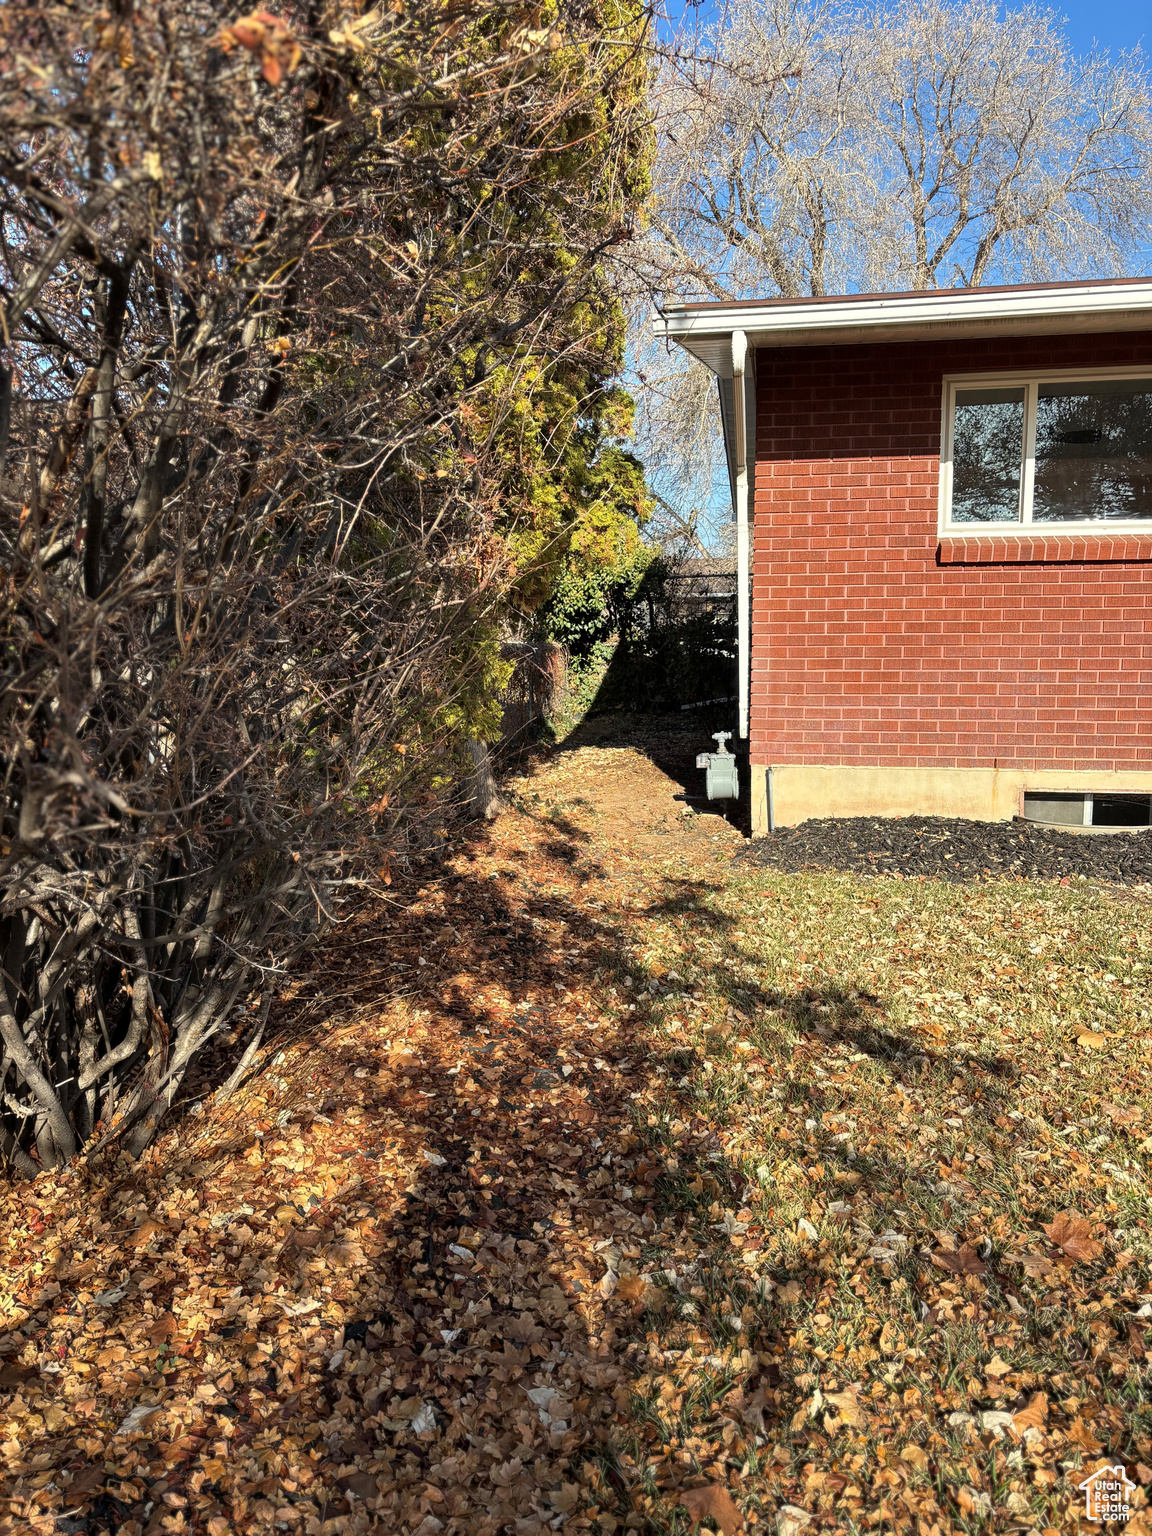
top-left (751, 764), bottom-right (1152, 832)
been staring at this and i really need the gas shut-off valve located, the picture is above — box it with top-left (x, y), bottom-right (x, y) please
top-left (696, 732), bottom-right (739, 801)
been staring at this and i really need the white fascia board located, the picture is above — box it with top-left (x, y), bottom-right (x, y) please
top-left (652, 280), bottom-right (1152, 374)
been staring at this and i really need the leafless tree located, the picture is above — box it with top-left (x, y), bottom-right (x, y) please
top-left (630, 0), bottom-right (1152, 518)
top-left (0, 0), bottom-right (650, 1171)
top-left (649, 0), bottom-right (1152, 298)
top-left (862, 1), bottom-right (1152, 289)
top-left (629, 345), bottom-right (730, 552)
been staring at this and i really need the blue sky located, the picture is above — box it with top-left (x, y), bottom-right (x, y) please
top-left (1054, 0), bottom-right (1146, 57)
top-left (668, 1), bottom-right (1148, 57)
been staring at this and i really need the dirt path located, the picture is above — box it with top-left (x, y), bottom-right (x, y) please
top-left (508, 739), bottom-right (742, 869)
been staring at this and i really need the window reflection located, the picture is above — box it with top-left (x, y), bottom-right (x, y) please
top-left (1033, 381), bottom-right (1152, 522)
top-left (951, 387), bottom-right (1025, 523)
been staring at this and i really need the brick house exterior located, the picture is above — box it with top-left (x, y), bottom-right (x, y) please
top-left (655, 281), bottom-right (1152, 830)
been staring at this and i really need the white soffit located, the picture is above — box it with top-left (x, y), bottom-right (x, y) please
top-left (653, 279), bottom-right (1152, 376)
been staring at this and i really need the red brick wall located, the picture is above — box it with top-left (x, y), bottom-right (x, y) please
top-left (751, 332), bottom-right (1152, 771)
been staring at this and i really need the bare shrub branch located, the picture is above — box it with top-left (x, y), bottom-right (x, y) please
top-left (0, 0), bottom-right (652, 1168)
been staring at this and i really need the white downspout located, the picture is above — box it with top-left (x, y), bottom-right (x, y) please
top-left (732, 330), bottom-right (750, 741)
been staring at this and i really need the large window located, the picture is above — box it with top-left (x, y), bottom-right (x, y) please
top-left (942, 371), bottom-right (1152, 528)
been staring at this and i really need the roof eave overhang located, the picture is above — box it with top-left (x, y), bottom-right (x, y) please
top-left (653, 285), bottom-right (1152, 377)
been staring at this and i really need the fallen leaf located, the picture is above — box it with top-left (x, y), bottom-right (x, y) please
top-left (958, 1486), bottom-right (992, 1515)
top-left (216, 10), bottom-right (302, 86)
top-left (741, 1383), bottom-right (769, 1436)
top-left (824, 1388), bottom-right (865, 1428)
top-left (680, 1482), bottom-right (743, 1534)
top-left (878, 1319), bottom-right (906, 1353)
top-left (3, 744), bottom-right (1141, 1536)
top-left (1005, 1250), bottom-right (1055, 1277)
top-left (115, 1403), bottom-right (164, 1436)
top-left (325, 1238), bottom-right (365, 1268)
top-left (62, 1465), bottom-right (106, 1503)
top-left (1043, 1211), bottom-right (1102, 1264)
top-left (338, 1471), bottom-right (379, 1500)
top-left (930, 1243), bottom-right (986, 1276)
top-left (1101, 1100), bottom-right (1141, 1124)
top-left (147, 1312), bottom-right (178, 1346)
top-left (776, 1506), bottom-right (811, 1536)
top-left (504, 1313), bottom-right (542, 1345)
top-left (1066, 1416), bottom-right (1104, 1454)
top-left (868, 1229), bottom-right (907, 1260)
top-left (274, 1298), bottom-right (320, 1317)
top-left (525, 1387), bottom-right (571, 1427)
top-left (0, 1361), bottom-right (39, 1389)
top-left (1012, 1393), bottom-right (1048, 1431)
top-left (1076, 1030), bottom-right (1108, 1050)
top-left (130, 1218), bottom-right (167, 1247)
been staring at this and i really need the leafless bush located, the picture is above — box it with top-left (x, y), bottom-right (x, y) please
top-left (0, 0), bottom-right (650, 1169)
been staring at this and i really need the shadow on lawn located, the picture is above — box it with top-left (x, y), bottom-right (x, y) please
top-left (6, 799), bottom-right (1082, 1535)
top-left (11, 805), bottom-right (762, 1533)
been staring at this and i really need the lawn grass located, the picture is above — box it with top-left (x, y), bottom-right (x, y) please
top-left (609, 865), bottom-right (1152, 1532)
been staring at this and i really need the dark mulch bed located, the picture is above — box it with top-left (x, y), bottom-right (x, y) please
top-left (739, 814), bottom-right (1152, 886)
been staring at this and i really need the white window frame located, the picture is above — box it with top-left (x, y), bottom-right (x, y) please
top-left (938, 365), bottom-right (1152, 536)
